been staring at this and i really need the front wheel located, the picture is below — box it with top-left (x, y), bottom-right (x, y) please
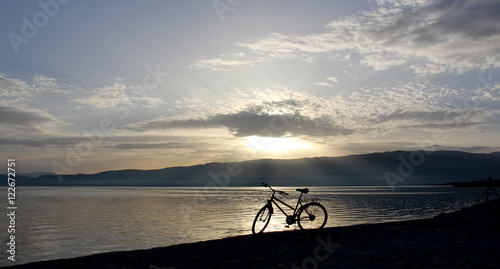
top-left (297, 202), bottom-right (328, 231)
top-left (252, 205), bottom-right (272, 234)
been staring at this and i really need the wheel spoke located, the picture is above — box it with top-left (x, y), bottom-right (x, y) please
top-left (252, 206), bottom-right (272, 234)
top-left (297, 203), bottom-right (327, 230)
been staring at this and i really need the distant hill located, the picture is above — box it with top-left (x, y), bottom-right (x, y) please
top-left (21, 172), bottom-right (56, 178)
top-left (446, 179), bottom-right (500, 187)
top-left (3, 150), bottom-right (500, 187)
top-left (1, 172), bottom-right (55, 178)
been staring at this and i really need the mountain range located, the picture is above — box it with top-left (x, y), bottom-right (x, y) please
top-left (3, 151), bottom-right (499, 187)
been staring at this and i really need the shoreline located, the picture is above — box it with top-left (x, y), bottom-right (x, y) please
top-left (5, 199), bottom-right (500, 268)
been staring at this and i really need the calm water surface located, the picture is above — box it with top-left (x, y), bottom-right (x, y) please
top-left (0, 185), bottom-right (485, 266)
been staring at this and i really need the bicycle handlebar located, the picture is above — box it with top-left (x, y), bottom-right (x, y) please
top-left (261, 182), bottom-right (288, 196)
top-left (278, 190), bottom-right (289, 196)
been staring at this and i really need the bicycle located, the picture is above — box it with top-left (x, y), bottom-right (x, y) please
top-left (252, 182), bottom-right (328, 234)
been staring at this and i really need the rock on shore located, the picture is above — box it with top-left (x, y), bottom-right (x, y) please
top-left (5, 199), bottom-right (500, 268)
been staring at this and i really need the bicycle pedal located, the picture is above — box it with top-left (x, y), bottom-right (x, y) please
top-left (285, 225), bottom-right (290, 228)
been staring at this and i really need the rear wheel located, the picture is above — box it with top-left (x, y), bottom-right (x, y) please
top-left (252, 205), bottom-right (272, 234)
top-left (297, 202), bottom-right (327, 230)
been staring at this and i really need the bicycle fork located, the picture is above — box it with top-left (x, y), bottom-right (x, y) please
top-left (267, 200), bottom-right (274, 214)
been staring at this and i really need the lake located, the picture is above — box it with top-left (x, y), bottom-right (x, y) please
top-left (0, 185), bottom-right (486, 266)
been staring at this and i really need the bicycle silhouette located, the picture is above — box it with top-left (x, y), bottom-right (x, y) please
top-left (252, 182), bottom-right (328, 234)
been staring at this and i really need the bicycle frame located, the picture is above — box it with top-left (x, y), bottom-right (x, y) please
top-left (267, 189), bottom-right (305, 219)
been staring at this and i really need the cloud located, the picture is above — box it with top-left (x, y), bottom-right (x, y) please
top-left (107, 142), bottom-right (210, 150)
top-left (190, 53), bottom-right (265, 71)
top-left (73, 82), bottom-right (162, 108)
top-left (0, 106), bottom-right (52, 125)
top-left (124, 78), bottom-right (499, 139)
top-left (371, 107), bottom-right (490, 131)
top-left (404, 122), bottom-right (481, 130)
top-left (0, 134), bottom-right (202, 149)
top-left (313, 82), bottom-right (332, 87)
top-left (0, 105), bottom-right (60, 137)
top-left (126, 106), bottom-right (354, 137)
top-left (194, 0), bottom-right (500, 73)
top-left (326, 76), bottom-right (338, 83)
top-left (410, 63), bottom-right (450, 74)
top-left (0, 74), bottom-right (67, 105)
top-left (0, 75), bottom-right (30, 97)
top-left (375, 109), bottom-right (462, 124)
top-left (241, 34), bottom-right (320, 55)
top-left (336, 141), bottom-right (500, 154)
top-left (360, 52), bottom-right (407, 70)
top-left (0, 137), bottom-right (81, 147)
top-left (74, 82), bottom-right (128, 108)
top-left (0, 105), bottom-right (57, 128)
top-left (30, 75), bottom-right (65, 95)
top-left (125, 89), bottom-right (356, 138)
top-left (366, 0), bottom-right (500, 71)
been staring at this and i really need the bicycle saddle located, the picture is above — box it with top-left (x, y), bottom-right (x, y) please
top-left (296, 188), bottom-right (309, 194)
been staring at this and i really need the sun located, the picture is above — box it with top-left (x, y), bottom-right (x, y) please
top-left (245, 136), bottom-right (313, 153)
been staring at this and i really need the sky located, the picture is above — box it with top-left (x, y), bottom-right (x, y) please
top-left (1, 0), bottom-right (499, 174)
